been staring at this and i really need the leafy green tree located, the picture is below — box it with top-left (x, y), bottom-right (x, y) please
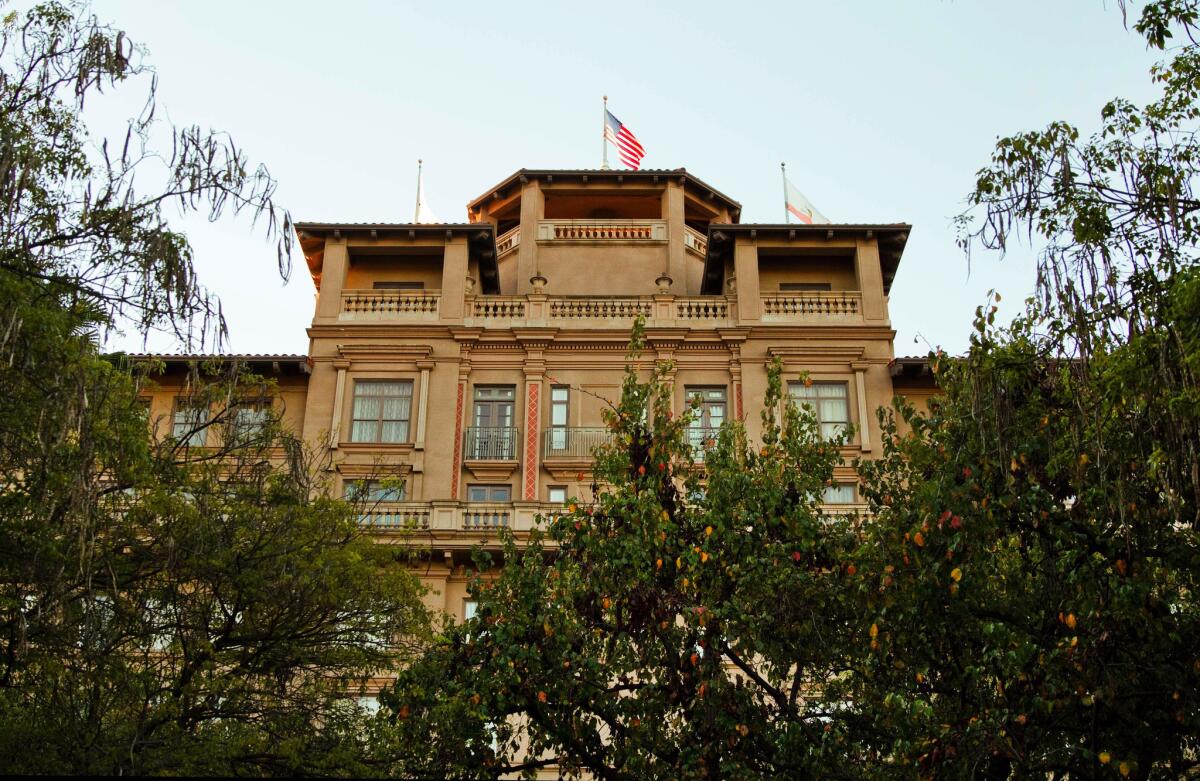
top-left (380, 324), bottom-right (874, 779)
top-left (0, 3), bottom-right (432, 774)
top-left (844, 1), bottom-right (1200, 777)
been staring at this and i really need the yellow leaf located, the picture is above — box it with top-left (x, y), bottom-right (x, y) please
top-left (869, 623), bottom-right (879, 638)
top-left (1099, 752), bottom-right (1111, 765)
top-left (950, 567), bottom-right (963, 582)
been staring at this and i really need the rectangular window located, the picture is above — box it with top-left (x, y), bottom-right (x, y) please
top-left (822, 484), bottom-right (856, 504)
top-left (468, 386), bottom-right (516, 459)
top-left (780, 282), bottom-right (832, 292)
top-left (373, 281), bottom-right (424, 291)
top-left (351, 381), bottom-right (413, 443)
top-left (685, 387), bottom-right (726, 455)
top-left (463, 600), bottom-right (478, 621)
top-left (172, 398), bottom-right (207, 447)
top-left (227, 399), bottom-right (270, 445)
top-left (549, 386), bottom-right (569, 451)
top-left (344, 479), bottom-right (406, 503)
top-left (467, 484), bottom-right (511, 502)
top-left (547, 486), bottom-right (567, 504)
top-left (789, 382), bottom-right (850, 440)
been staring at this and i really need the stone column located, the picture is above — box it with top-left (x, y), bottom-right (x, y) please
top-left (440, 237), bottom-right (468, 322)
top-left (516, 180), bottom-right (544, 294)
top-left (663, 181), bottom-right (687, 293)
top-left (315, 237), bottom-right (349, 319)
top-left (415, 360), bottom-right (434, 450)
top-left (328, 359), bottom-right (351, 449)
top-left (854, 237), bottom-right (888, 324)
top-left (733, 236), bottom-right (761, 321)
top-left (852, 361), bottom-right (872, 452)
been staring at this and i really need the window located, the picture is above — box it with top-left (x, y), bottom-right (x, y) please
top-left (351, 381), bottom-right (413, 443)
top-left (547, 486), bottom-right (567, 504)
top-left (549, 386), bottom-right (569, 451)
top-left (344, 479), bottom-right (406, 503)
top-left (468, 386), bottom-right (516, 459)
top-left (467, 484), bottom-right (511, 502)
top-left (789, 382), bottom-right (850, 440)
top-left (227, 399), bottom-right (270, 445)
top-left (822, 484), bottom-right (856, 504)
top-left (463, 600), bottom-right (478, 621)
top-left (373, 281), bottom-right (424, 291)
top-left (685, 387), bottom-right (726, 456)
top-left (780, 282), bottom-right (832, 292)
top-left (172, 398), bottom-right (207, 447)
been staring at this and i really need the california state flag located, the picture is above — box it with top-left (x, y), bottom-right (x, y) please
top-left (784, 176), bottom-right (830, 225)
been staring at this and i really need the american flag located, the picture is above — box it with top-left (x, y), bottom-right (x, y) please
top-left (604, 110), bottom-right (646, 170)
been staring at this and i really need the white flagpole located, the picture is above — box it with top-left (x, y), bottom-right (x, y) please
top-left (780, 162), bottom-right (790, 224)
top-left (601, 96), bottom-right (610, 170)
top-left (414, 159), bottom-right (423, 222)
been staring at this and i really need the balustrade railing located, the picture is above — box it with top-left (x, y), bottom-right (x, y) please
top-left (685, 426), bottom-right (724, 459)
top-left (463, 504), bottom-right (511, 529)
top-left (357, 504), bottom-right (431, 530)
top-left (676, 298), bottom-right (728, 320)
top-left (761, 291), bottom-right (862, 319)
top-left (683, 225), bottom-right (708, 256)
top-left (472, 296), bottom-right (526, 318)
top-left (496, 226), bottom-right (520, 257)
top-left (550, 297), bottom-right (652, 320)
top-left (341, 289), bottom-right (440, 317)
top-left (463, 426), bottom-right (519, 460)
top-left (542, 427), bottom-right (613, 459)
top-left (536, 219), bottom-right (667, 242)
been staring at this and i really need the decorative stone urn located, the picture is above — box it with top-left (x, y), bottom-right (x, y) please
top-left (726, 273), bottom-right (737, 294)
top-left (464, 275), bottom-right (476, 295)
top-left (530, 272), bottom-right (548, 293)
top-left (655, 273), bottom-right (674, 294)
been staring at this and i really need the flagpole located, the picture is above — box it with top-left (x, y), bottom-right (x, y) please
top-left (601, 96), bottom-right (610, 169)
top-left (414, 159), bottom-right (423, 222)
top-left (780, 162), bottom-right (789, 224)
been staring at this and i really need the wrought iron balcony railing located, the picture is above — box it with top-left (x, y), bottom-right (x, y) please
top-left (541, 427), bottom-right (613, 459)
top-left (463, 426), bottom-right (519, 460)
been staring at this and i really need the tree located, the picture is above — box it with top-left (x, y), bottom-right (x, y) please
top-left (844, 1), bottom-right (1200, 776)
top-left (0, 3), bottom-right (432, 773)
top-left (380, 323), bottom-right (874, 779)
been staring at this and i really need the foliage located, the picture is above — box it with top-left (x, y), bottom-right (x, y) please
top-left (0, 2), bottom-right (431, 774)
top-left (846, 1), bottom-right (1200, 776)
top-left (381, 321), bottom-right (875, 779)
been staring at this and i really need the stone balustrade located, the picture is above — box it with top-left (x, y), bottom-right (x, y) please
top-left (356, 501), bottom-right (553, 534)
top-left (496, 226), bottom-right (520, 258)
top-left (683, 225), bottom-right (708, 257)
top-left (761, 291), bottom-right (863, 322)
top-left (536, 219), bottom-right (667, 242)
top-left (340, 289), bottom-right (440, 320)
top-left (549, 297), bottom-right (652, 320)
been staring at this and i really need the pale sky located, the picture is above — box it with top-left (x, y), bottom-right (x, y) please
top-left (76, 0), bottom-right (1161, 356)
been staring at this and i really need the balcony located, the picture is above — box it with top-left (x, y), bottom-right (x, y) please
top-left (463, 426), bottom-right (519, 460)
top-left (685, 426), bottom-right (723, 460)
top-left (496, 226), bottom-right (520, 259)
top-left (536, 219), bottom-right (667, 243)
top-left (339, 289), bottom-right (440, 321)
top-left (683, 225), bottom-right (708, 257)
top-left (760, 291), bottom-right (863, 323)
top-left (467, 294), bottom-right (734, 327)
top-left (542, 427), bottom-right (612, 459)
top-left (356, 501), bottom-right (543, 535)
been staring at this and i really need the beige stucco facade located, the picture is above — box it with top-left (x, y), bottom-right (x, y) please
top-left (138, 168), bottom-right (937, 631)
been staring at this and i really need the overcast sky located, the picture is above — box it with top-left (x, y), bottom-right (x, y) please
top-left (79, 0), bottom-right (1161, 356)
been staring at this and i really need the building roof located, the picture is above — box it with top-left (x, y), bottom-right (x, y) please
top-left (293, 223), bottom-right (501, 295)
top-left (467, 168), bottom-right (743, 221)
top-left (701, 223), bottom-right (912, 295)
top-left (118, 354), bottom-right (311, 374)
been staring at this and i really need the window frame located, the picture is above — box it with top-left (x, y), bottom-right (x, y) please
top-left (172, 397), bottom-right (208, 447)
top-left (467, 484), bottom-right (512, 503)
top-left (350, 380), bottom-right (414, 444)
top-left (548, 386), bottom-right (570, 451)
top-left (788, 380), bottom-right (852, 442)
top-left (343, 478), bottom-right (407, 504)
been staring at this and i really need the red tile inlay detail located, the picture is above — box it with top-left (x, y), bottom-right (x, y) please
top-left (736, 382), bottom-right (744, 419)
top-left (450, 381), bottom-right (465, 499)
top-left (523, 383), bottom-right (540, 500)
